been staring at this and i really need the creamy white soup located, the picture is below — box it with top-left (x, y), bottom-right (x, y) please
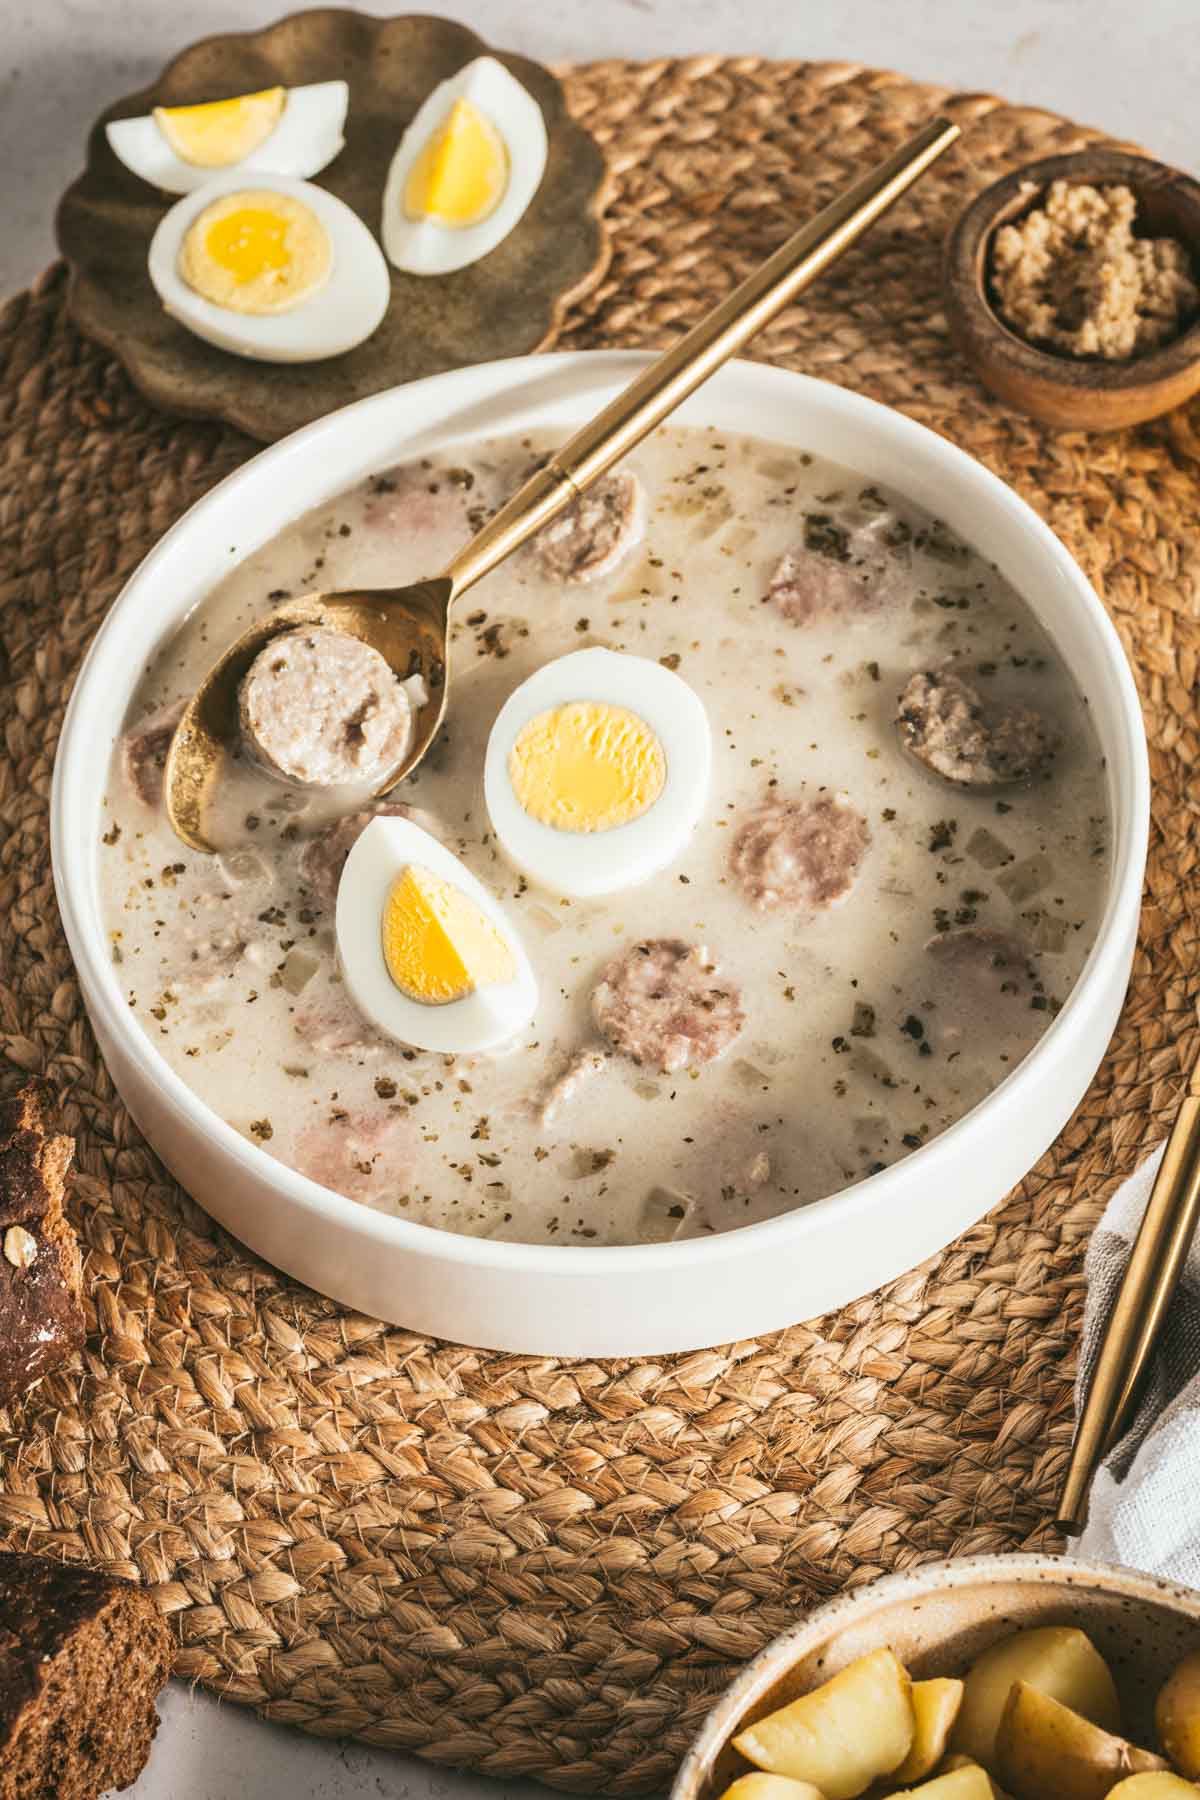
top-left (98, 426), bottom-right (1110, 1245)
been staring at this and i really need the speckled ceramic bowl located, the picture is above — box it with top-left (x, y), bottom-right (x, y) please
top-left (672, 1553), bottom-right (1200, 1800)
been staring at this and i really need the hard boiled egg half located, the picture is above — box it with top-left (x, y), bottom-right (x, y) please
top-left (107, 81), bottom-right (348, 194)
top-left (148, 172), bottom-right (389, 362)
top-left (336, 816), bottom-right (537, 1053)
top-left (484, 648), bottom-right (712, 898)
top-left (381, 57), bottom-right (548, 274)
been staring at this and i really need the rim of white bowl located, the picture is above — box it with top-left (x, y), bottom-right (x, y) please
top-left (52, 351), bottom-right (1150, 1278)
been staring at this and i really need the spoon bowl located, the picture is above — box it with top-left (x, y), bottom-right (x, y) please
top-left (165, 580), bottom-right (452, 851)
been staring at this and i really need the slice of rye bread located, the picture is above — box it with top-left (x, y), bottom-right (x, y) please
top-left (0, 1551), bottom-right (172, 1798)
top-left (0, 1080), bottom-right (85, 1407)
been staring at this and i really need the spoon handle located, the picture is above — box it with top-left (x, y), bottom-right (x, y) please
top-left (1057, 1067), bottom-right (1200, 1535)
top-left (441, 114), bottom-right (959, 599)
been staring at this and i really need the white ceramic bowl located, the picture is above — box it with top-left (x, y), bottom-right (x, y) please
top-left (51, 352), bottom-right (1149, 1357)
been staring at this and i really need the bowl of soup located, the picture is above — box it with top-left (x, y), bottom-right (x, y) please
top-left (50, 352), bottom-right (1149, 1355)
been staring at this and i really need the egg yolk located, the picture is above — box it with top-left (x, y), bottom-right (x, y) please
top-left (154, 88), bottom-right (286, 168)
top-left (382, 864), bottom-right (515, 1005)
top-left (179, 189), bottom-right (332, 315)
top-left (508, 701), bottom-right (666, 833)
top-left (205, 207), bottom-right (292, 281)
top-left (403, 98), bottom-right (509, 228)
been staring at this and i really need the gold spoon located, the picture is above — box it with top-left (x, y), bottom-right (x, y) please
top-left (166, 115), bottom-right (960, 852)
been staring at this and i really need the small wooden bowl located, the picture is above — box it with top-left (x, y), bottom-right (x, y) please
top-left (945, 150), bottom-right (1200, 430)
top-left (671, 1553), bottom-right (1200, 1800)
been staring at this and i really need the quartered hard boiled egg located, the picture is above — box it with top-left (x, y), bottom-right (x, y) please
top-left (483, 647), bottom-right (712, 898)
top-left (336, 816), bottom-right (537, 1053)
top-left (381, 56), bottom-right (548, 274)
top-left (148, 173), bottom-right (389, 362)
top-left (106, 82), bottom-right (348, 194)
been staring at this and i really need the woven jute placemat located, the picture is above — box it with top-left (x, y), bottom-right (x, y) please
top-left (1, 55), bottom-right (1197, 1794)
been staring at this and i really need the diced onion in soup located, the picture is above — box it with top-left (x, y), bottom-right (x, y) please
top-left (639, 1187), bottom-right (694, 1242)
top-left (280, 948), bottom-right (321, 995)
top-left (966, 826), bottom-right (1014, 870)
top-left (998, 853), bottom-right (1054, 904)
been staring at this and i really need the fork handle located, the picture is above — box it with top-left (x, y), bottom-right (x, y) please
top-left (440, 114), bottom-right (959, 600)
top-left (1057, 1088), bottom-right (1200, 1534)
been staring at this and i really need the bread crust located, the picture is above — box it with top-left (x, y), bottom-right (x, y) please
top-left (0, 1551), bottom-right (172, 1796)
top-left (0, 1081), bottom-right (84, 1408)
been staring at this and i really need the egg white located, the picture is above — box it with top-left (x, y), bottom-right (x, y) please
top-left (147, 173), bottom-right (390, 364)
top-left (381, 56), bottom-right (548, 275)
top-left (483, 647), bottom-right (713, 899)
top-left (336, 816), bottom-right (538, 1054)
top-left (106, 81), bottom-right (349, 195)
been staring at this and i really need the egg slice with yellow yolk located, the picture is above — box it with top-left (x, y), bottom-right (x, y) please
top-left (381, 56), bottom-right (547, 275)
top-left (148, 173), bottom-right (390, 363)
top-left (107, 81), bottom-right (348, 195)
top-left (404, 98), bottom-right (509, 228)
top-left (484, 647), bottom-right (712, 899)
top-left (508, 702), bottom-right (666, 833)
top-left (154, 88), bottom-right (285, 168)
top-left (382, 864), bottom-right (516, 1005)
top-left (336, 816), bottom-right (537, 1053)
top-left (179, 189), bottom-right (332, 315)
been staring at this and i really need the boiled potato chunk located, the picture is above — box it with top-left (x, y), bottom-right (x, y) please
top-left (893, 1681), bottom-right (965, 1782)
top-left (1157, 1650), bottom-right (1200, 1780)
top-left (951, 1626), bottom-right (1121, 1769)
top-left (719, 1776), bottom-right (828, 1800)
top-left (994, 1681), bottom-right (1166, 1800)
top-left (1109, 1778), bottom-right (1200, 1797)
top-left (883, 1764), bottom-right (994, 1798)
top-left (732, 1648), bottom-right (914, 1800)
top-left (938, 1753), bottom-right (1014, 1799)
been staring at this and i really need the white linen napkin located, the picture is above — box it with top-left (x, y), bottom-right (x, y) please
top-left (1072, 1143), bottom-right (1200, 1584)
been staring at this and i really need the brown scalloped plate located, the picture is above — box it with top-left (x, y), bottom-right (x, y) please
top-left (55, 9), bottom-right (613, 442)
